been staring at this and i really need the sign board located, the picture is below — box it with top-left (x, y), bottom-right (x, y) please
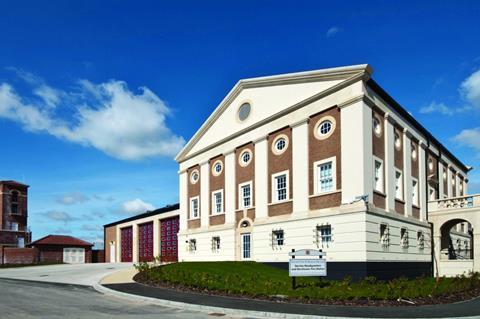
top-left (289, 258), bottom-right (327, 277)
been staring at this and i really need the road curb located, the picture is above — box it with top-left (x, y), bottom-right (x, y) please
top-left (93, 283), bottom-right (342, 319)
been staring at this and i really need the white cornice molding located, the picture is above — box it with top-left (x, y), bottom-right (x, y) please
top-left (290, 118), bottom-right (309, 128)
top-left (175, 64), bottom-right (372, 163)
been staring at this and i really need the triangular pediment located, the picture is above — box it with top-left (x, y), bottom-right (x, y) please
top-left (176, 64), bottom-right (372, 162)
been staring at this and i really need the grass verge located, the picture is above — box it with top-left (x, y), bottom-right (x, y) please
top-left (134, 261), bottom-right (480, 304)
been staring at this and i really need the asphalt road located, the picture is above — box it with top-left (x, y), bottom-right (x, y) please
top-left (0, 263), bottom-right (134, 286)
top-left (0, 278), bottom-right (237, 319)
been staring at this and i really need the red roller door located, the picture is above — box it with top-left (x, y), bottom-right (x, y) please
top-left (121, 226), bottom-right (133, 262)
top-left (161, 216), bottom-right (179, 262)
top-left (138, 222), bottom-right (154, 262)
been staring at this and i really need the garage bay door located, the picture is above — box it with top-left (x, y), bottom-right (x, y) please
top-left (121, 226), bottom-right (133, 262)
top-left (63, 248), bottom-right (85, 263)
top-left (161, 216), bottom-right (179, 262)
top-left (138, 222), bottom-right (153, 262)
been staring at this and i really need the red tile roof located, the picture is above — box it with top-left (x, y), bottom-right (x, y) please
top-left (28, 235), bottom-right (93, 247)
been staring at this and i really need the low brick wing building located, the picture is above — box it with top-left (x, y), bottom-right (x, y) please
top-left (27, 235), bottom-right (93, 264)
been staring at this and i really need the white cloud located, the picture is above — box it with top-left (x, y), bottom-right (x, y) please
top-left (81, 224), bottom-right (103, 232)
top-left (452, 127), bottom-right (480, 156)
top-left (419, 101), bottom-right (457, 115)
top-left (0, 73), bottom-right (185, 160)
top-left (326, 26), bottom-right (341, 38)
top-left (420, 69), bottom-right (480, 115)
top-left (42, 210), bottom-right (76, 223)
top-left (120, 198), bottom-right (155, 215)
top-left (56, 192), bottom-right (89, 205)
top-left (460, 69), bottom-right (480, 108)
top-left (34, 85), bottom-right (62, 108)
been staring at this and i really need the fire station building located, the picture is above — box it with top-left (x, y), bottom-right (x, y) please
top-left (104, 204), bottom-right (179, 263)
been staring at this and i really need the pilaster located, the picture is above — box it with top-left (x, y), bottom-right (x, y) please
top-left (254, 137), bottom-right (268, 219)
top-left (418, 141), bottom-right (427, 221)
top-left (200, 161), bottom-right (210, 228)
top-left (224, 150), bottom-right (236, 225)
top-left (403, 129), bottom-right (412, 217)
top-left (153, 218), bottom-right (160, 258)
top-left (132, 223), bottom-right (139, 263)
top-left (438, 161), bottom-right (444, 198)
top-left (384, 114), bottom-right (396, 212)
top-left (292, 119), bottom-right (309, 216)
top-left (178, 171), bottom-right (188, 232)
top-left (447, 166), bottom-right (453, 198)
top-left (340, 101), bottom-right (373, 204)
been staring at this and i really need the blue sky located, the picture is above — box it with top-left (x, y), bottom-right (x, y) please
top-left (1, 1), bottom-right (479, 248)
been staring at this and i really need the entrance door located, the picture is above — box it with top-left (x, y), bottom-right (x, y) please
top-left (109, 241), bottom-right (116, 263)
top-left (242, 233), bottom-right (251, 260)
top-left (161, 216), bottom-right (179, 262)
top-left (138, 222), bottom-right (154, 262)
top-left (121, 227), bottom-right (133, 262)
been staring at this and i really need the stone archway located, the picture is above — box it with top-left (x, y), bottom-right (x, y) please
top-left (439, 219), bottom-right (473, 260)
top-left (429, 197), bottom-right (480, 276)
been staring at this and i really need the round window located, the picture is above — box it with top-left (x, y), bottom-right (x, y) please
top-left (276, 138), bottom-right (286, 151)
top-left (411, 144), bottom-right (417, 160)
top-left (373, 117), bottom-right (382, 136)
top-left (394, 132), bottom-right (401, 150)
top-left (318, 120), bottom-right (332, 136)
top-left (271, 134), bottom-right (289, 155)
top-left (190, 170), bottom-right (199, 184)
top-left (428, 158), bottom-right (434, 172)
top-left (452, 177), bottom-right (456, 185)
top-left (314, 116), bottom-right (336, 140)
top-left (211, 160), bottom-right (223, 176)
top-left (443, 170), bottom-right (447, 180)
top-left (238, 103), bottom-right (251, 121)
top-left (239, 149), bottom-right (252, 167)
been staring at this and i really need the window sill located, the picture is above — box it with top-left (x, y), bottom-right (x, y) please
top-left (309, 190), bottom-right (341, 198)
top-left (373, 190), bottom-right (386, 197)
top-left (268, 199), bottom-right (293, 206)
top-left (412, 204), bottom-right (420, 209)
top-left (188, 217), bottom-right (201, 221)
top-left (395, 198), bottom-right (405, 204)
top-left (237, 206), bottom-right (255, 211)
top-left (210, 212), bottom-right (225, 216)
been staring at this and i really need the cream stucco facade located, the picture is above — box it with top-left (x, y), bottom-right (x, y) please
top-left (174, 64), bottom-right (471, 279)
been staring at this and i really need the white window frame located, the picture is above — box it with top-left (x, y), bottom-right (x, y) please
top-left (395, 169), bottom-right (403, 200)
top-left (211, 189), bottom-right (224, 215)
top-left (417, 231), bottom-right (425, 250)
top-left (211, 236), bottom-right (221, 252)
top-left (189, 196), bottom-right (200, 219)
top-left (238, 181), bottom-right (253, 209)
top-left (316, 224), bottom-right (332, 247)
top-left (400, 228), bottom-right (409, 248)
top-left (188, 239), bottom-right (197, 252)
top-left (412, 177), bottom-right (419, 206)
top-left (271, 229), bottom-right (284, 247)
top-left (380, 223), bottom-right (390, 247)
top-left (271, 170), bottom-right (289, 203)
top-left (313, 156), bottom-right (336, 195)
top-left (373, 156), bottom-right (384, 193)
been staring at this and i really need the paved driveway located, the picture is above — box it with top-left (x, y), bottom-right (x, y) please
top-left (0, 263), bottom-right (134, 286)
top-left (0, 278), bottom-right (226, 319)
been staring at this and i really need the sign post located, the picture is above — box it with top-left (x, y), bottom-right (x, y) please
top-left (288, 249), bottom-right (327, 289)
